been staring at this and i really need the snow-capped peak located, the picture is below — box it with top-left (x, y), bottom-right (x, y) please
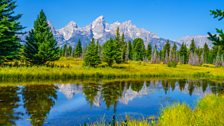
top-left (92, 16), bottom-right (105, 29)
top-left (21, 16), bottom-right (180, 49)
top-left (67, 21), bottom-right (78, 28)
top-left (92, 16), bottom-right (104, 24)
top-left (91, 16), bottom-right (106, 40)
top-left (58, 21), bottom-right (78, 40)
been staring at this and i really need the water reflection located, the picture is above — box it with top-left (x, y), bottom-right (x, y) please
top-left (0, 86), bottom-right (22, 126)
top-left (0, 79), bottom-right (223, 126)
top-left (22, 85), bottom-right (57, 126)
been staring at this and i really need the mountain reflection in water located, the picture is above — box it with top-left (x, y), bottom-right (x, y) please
top-left (0, 79), bottom-right (223, 126)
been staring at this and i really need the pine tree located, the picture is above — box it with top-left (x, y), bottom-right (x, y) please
top-left (114, 28), bottom-right (123, 63)
top-left (62, 44), bottom-right (67, 57)
top-left (115, 27), bottom-right (120, 42)
top-left (146, 43), bottom-right (152, 61)
top-left (171, 43), bottom-right (177, 61)
top-left (83, 38), bottom-right (101, 67)
top-left (74, 39), bottom-right (82, 58)
top-left (133, 38), bottom-right (145, 61)
top-left (67, 45), bottom-right (72, 57)
top-left (163, 41), bottom-right (171, 63)
top-left (203, 43), bottom-right (209, 64)
top-left (208, 9), bottom-right (224, 66)
top-left (128, 41), bottom-right (133, 60)
top-left (188, 39), bottom-right (198, 65)
top-left (23, 30), bottom-right (39, 63)
top-left (96, 41), bottom-right (102, 59)
top-left (179, 43), bottom-right (188, 64)
top-left (103, 39), bottom-right (116, 66)
top-left (24, 10), bottom-right (59, 64)
top-left (121, 33), bottom-right (127, 62)
top-left (190, 39), bottom-right (196, 53)
top-left (59, 47), bottom-right (64, 57)
top-left (0, 0), bottom-right (23, 64)
top-left (208, 9), bottom-right (224, 48)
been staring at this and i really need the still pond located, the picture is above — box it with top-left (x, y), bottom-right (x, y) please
top-left (0, 79), bottom-right (223, 126)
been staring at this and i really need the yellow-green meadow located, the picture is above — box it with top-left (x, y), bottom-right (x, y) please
top-left (1, 58), bottom-right (224, 81)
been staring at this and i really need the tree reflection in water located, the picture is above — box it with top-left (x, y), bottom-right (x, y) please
top-left (0, 79), bottom-right (223, 126)
top-left (22, 85), bottom-right (57, 126)
top-left (0, 86), bottom-right (22, 126)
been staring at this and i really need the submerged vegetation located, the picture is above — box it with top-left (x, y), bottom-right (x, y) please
top-left (87, 94), bottom-right (224, 126)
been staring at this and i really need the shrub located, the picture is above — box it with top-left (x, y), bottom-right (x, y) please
top-left (167, 61), bottom-right (177, 68)
top-left (98, 62), bottom-right (109, 68)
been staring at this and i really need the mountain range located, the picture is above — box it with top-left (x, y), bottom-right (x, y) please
top-left (21, 16), bottom-right (213, 49)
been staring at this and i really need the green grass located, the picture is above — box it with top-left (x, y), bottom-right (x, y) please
top-left (88, 94), bottom-right (224, 126)
top-left (1, 57), bottom-right (224, 81)
top-left (158, 94), bottom-right (224, 126)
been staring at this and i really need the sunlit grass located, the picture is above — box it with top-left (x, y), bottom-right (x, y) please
top-left (88, 95), bottom-right (224, 126)
top-left (0, 57), bottom-right (224, 81)
top-left (158, 94), bottom-right (224, 126)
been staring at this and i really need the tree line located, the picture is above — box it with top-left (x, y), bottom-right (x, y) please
top-left (82, 33), bottom-right (218, 67)
top-left (0, 0), bottom-right (224, 67)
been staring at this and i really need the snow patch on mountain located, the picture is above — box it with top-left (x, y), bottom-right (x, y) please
top-left (21, 16), bottom-right (213, 50)
top-left (58, 21), bottom-right (78, 40)
top-left (51, 16), bottom-right (179, 49)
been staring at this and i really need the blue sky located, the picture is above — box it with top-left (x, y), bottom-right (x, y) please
top-left (16, 0), bottom-right (224, 40)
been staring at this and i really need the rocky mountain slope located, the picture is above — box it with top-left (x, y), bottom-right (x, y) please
top-left (49, 16), bottom-right (178, 49)
top-left (21, 16), bottom-right (213, 49)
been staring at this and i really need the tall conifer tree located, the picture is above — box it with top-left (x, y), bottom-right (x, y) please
top-left (132, 38), bottom-right (145, 61)
top-left (163, 41), bottom-right (171, 63)
top-left (0, 0), bottom-right (23, 64)
top-left (24, 10), bottom-right (59, 64)
top-left (179, 43), bottom-right (188, 64)
top-left (114, 27), bottom-right (123, 63)
top-left (146, 43), bottom-right (152, 61)
top-left (128, 41), bottom-right (133, 60)
top-left (83, 38), bottom-right (101, 67)
top-left (74, 39), bottom-right (82, 58)
top-left (190, 39), bottom-right (196, 53)
top-left (203, 43), bottom-right (209, 64)
top-left (103, 39), bottom-right (116, 66)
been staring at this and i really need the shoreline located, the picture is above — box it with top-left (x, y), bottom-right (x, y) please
top-left (1, 59), bottom-right (224, 82)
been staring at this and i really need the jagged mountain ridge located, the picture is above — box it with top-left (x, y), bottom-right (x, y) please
top-left (21, 16), bottom-right (213, 50)
top-left (50, 16), bottom-right (179, 49)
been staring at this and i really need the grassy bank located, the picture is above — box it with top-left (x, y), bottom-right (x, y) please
top-left (88, 94), bottom-right (224, 126)
top-left (1, 58), bottom-right (224, 81)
